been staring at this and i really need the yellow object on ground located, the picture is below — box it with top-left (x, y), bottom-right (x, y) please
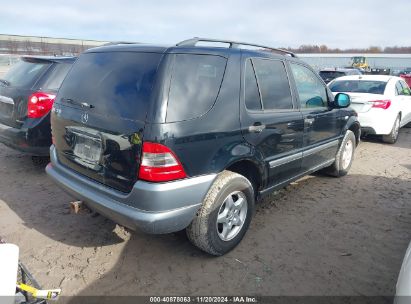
top-left (17, 283), bottom-right (61, 300)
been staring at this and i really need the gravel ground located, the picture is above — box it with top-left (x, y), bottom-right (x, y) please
top-left (0, 129), bottom-right (410, 297)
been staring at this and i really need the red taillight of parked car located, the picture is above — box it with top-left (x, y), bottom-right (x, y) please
top-left (371, 99), bottom-right (391, 110)
top-left (27, 92), bottom-right (56, 118)
top-left (138, 142), bottom-right (187, 182)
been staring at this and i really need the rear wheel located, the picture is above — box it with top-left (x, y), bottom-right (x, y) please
top-left (186, 171), bottom-right (254, 256)
top-left (31, 156), bottom-right (50, 166)
top-left (382, 115), bottom-right (400, 144)
top-left (324, 130), bottom-right (356, 177)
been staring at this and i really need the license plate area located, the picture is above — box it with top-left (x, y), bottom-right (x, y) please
top-left (73, 133), bottom-right (102, 165)
top-left (351, 101), bottom-right (371, 113)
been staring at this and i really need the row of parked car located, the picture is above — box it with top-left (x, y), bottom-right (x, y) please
top-left (0, 39), bottom-right (410, 258)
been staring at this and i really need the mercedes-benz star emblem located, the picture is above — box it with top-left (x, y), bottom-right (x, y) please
top-left (81, 113), bottom-right (89, 124)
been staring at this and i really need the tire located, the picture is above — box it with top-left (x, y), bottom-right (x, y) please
top-left (382, 115), bottom-right (400, 144)
top-left (31, 156), bottom-right (50, 166)
top-left (324, 130), bottom-right (356, 177)
top-left (186, 170), bottom-right (255, 256)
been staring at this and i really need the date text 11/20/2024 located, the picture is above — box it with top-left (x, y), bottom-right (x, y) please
top-left (149, 296), bottom-right (258, 303)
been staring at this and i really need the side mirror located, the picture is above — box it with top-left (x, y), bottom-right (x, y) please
top-left (335, 93), bottom-right (350, 108)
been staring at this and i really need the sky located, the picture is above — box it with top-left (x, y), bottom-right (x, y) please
top-left (1, 0), bottom-right (410, 49)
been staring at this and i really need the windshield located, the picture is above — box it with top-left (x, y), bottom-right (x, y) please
top-left (352, 57), bottom-right (365, 64)
top-left (2, 59), bottom-right (51, 88)
top-left (329, 80), bottom-right (387, 94)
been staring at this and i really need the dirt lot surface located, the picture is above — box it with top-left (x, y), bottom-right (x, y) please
top-left (0, 129), bottom-right (410, 297)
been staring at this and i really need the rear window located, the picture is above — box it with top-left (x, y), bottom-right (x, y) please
top-left (166, 54), bottom-right (227, 122)
top-left (319, 71), bottom-right (345, 80)
top-left (2, 59), bottom-right (51, 88)
top-left (57, 52), bottom-right (162, 121)
top-left (40, 63), bottom-right (73, 91)
top-left (329, 80), bottom-right (387, 94)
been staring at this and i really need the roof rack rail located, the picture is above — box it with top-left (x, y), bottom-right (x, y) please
top-left (102, 41), bottom-right (138, 46)
top-left (176, 37), bottom-right (297, 58)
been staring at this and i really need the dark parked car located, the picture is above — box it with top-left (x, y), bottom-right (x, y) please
top-left (0, 56), bottom-right (76, 162)
top-left (46, 38), bottom-right (360, 255)
top-left (399, 68), bottom-right (411, 75)
top-left (319, 68), bottom-right (362, 84)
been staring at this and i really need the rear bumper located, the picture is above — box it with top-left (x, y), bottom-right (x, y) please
top-left (357, 110), bottom-right (397, 135)
top-left (46, 145), bottom-right (216, 234)
top-left (0, 121), bottom-right (50, 156)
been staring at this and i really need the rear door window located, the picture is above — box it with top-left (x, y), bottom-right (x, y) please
top-left (166, 54), bottom-right (227, 122)
top-left (252, 58), bottom-right (293, 110)
top-left (40, 63), bottom-right (73, 91)
top-left (56, 52), bottom-right (163, 121)
top-left (2, 59), bottom-right (51, 88)
top-left (396, 81), bottom-right (403, 95)
top-left (244, 59), bottom-right (262, 110)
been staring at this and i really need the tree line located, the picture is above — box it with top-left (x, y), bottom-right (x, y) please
top-left (2, 38), bottom-right (411, 55)
top-left (282, 44), bottom-right (411, 54)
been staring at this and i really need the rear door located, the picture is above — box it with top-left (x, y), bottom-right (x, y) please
top-left (0, 58), bottom-right (52, 128)
top-left (240, 57), bottom-right (304, 187)
top-left (289, 62), bottom-right (343, 172)
top-left (52, 51), bottom-right (163, 193)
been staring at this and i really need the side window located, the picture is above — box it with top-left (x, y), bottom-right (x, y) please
top-left (40, 63), bottom-right (73, 90)
top-left (290, 63), bottom-right (328, 108)
top-left (166, 54), bottom-right (227, 122)
top-left (395, 81), bottom-right (403, 95)
top-left (244, 59), bottom-right (262, 110)
top-left (399, 80), bottom-right (411, 96)
top-left (252, 59), bottom-right (293, 110)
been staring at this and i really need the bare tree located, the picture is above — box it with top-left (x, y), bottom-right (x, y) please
top-left (7, 39), bottom-right (18, 54)
top-left (24, 39), bottom-right (33, 55)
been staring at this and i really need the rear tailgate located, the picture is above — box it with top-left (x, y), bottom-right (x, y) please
top-left (51, 51), bottom-right (163, 193)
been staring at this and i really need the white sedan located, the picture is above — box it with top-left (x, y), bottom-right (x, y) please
top-left (396, 241), bottom-right (411, 303)
top-left (328, 75), bottom-right (411, 143)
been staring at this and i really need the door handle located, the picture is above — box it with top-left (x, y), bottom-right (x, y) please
top-left (248, 123), bottom-right (266, 133)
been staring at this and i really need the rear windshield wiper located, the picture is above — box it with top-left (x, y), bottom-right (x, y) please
top-left (61, 97), bottom-right (94, 108)
top-left (0, 79), bottom-right (10, 86)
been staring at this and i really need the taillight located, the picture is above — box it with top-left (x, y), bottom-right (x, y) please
top-left (371, 100), bottom-right (391, 110)
top-left (138, 142), bottom-right (187, 182)
top-left (28, 92), bottom-right (56, 118)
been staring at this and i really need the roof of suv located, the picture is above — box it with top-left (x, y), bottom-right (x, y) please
top-left (86, 38), bottom-right (298, 61)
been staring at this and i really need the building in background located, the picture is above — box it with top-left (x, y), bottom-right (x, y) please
top-left (0, 34), bottom-right (108, 56)
top-left (298, 53), bottom-right (411, 72)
